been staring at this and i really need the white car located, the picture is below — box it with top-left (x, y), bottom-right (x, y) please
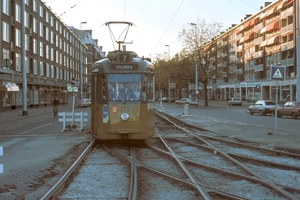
top-left (228, 98), bottom-right (243, 106)
top-left (248, 100), bottom-right (276, 116)
top-left (175, 98), bottom-right (191, 105)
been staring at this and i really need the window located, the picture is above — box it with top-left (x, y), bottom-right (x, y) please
top-left (15, 4), bottom-right (21, 22)
top-left (33, 38), bottom-right (37, 54)
top-left (33, 18), bottom-right (37, 33)
top-left (3, 0), bottom-right (9, 15)
top-left (40, 41), bottom-right (43, 57)
top-left (39, 22), bottom-right (43, 37)
top-left (33, 59), bottom-right (38, 75)
top-left (46, 45), bottom-right (49, 59)
top-left (33, 0), bottom-right (37, 12)
top-left (46, 27), bottom-right (49, 41)
top-left (2, 22), bottom-right (10, 42)
top-left (25, 34), bottom-right (29, 50)
top-left (51, 65), bottom-right (54, 78)
top-left (46, 63), bottom-right (50, 77)
top-left (15, 53), bottom-right (21, 71)
top-left (46, 11), bottom-right (49, 23)
top-left (25, 56), bottom-right (29, 73)
top-left (15, 28), bottom-right (21, 47)
top-left (25, 12), bottom-right (29, 27)
top-left (40, 61), bottom-right (44, 76)
top-left (39, 5), bottom-right (43, 17)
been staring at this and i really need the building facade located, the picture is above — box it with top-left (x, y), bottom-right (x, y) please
top-left (0, 0), bottom-right (103, 111)
top-left (205, 0), bottom-right (299, 102)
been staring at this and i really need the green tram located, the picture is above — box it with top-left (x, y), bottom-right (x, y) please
top-left (90, 50), bottom-right (155, 144)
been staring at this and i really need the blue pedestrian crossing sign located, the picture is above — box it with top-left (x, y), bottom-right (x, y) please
top-left (271, 66), bottom-right (285, 81)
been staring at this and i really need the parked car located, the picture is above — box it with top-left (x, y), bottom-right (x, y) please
top-left (248, 100), bottom-right (276, 116)
top-left (158, 97), bottom-right (175, 102)
top-left (85, 99), bottom-right (91, 107)
top-left (277, 101), bottom-right (300, 119)
top-left (175, 98), bottom-right (191, 105)
top-left (77, 99), bottom-right (90, 107)
top-left (228, 98), bottom-right (243, 106)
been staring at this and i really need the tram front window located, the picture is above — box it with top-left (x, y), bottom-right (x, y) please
top-left (107, 74), bottom-right (142, 101)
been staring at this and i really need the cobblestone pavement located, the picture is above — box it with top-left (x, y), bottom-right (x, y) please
top-left (0, 104), bottom-right (92, 199)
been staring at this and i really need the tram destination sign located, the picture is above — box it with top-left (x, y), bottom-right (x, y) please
top-left (111, 64), bottom-right (138, 70)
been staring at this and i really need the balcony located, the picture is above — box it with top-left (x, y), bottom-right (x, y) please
top-left (254, 64), bottom-right (263, 72)
top-left (281, 58), bottom-right (294, 66)
top-left (281, 40), bottom-right (294, 50)
top-left (254, 50), bottom-right (263, 58)
top-left (254, 36), bottom-right (263, 45)
top-left (280, 7), bottom-right (293, 19)
top-left (281, 24), bottom-right (294, 35)
top-left (254, 22), bottom-right (263, 32)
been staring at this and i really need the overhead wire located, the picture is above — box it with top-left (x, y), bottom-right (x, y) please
top-left (60, 0), bottom-right (84, 17)
top-left (150, 0), bottom-right (185, 56)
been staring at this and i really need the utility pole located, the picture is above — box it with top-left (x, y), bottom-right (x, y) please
top-left (80, 21), bottom-right (87, 100)
top-left (165, 44), bottom-right (171, 104)
top-left (22, 0), bottom-right (28, 116)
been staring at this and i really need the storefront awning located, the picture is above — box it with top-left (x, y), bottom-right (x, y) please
top-left (1, 82), bottom-right (19, 91)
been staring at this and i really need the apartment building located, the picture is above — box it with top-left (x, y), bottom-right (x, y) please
top-left (0, 0), bottom-right (103, 111)
top-left (208, 0), bottom-right (299, 102)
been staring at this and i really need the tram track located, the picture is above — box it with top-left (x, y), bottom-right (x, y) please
top-left (40, 112), bottom-right (300, 199)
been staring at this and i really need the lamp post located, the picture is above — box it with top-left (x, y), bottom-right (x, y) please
top-left (80, 21), bottom-right (87, 100)
top-left (165, 44), bottom-right (171, 104)
top-left (190, 23), bottom-right (199, 106)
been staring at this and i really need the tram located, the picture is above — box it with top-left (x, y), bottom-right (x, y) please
top-left (90, 49), bottom-right (155, 143)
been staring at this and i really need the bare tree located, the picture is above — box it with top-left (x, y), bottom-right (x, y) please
top-left (178, 18), bottom-right (223, 106)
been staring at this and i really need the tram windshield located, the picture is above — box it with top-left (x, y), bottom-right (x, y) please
top-left (107, 74), bottom-right (142, 101)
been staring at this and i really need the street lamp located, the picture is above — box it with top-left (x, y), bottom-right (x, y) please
top-left (190, 23), bottom-right (199, 106)
top-left (80, 21), bottom-right (87, 100)
top-left (165, 44), bottom-right (171, 104)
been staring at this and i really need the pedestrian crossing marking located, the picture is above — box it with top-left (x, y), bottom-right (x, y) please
top-left (272, 69), bottom-right (283, 78)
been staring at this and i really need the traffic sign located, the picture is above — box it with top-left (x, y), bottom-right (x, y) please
top-left (271, 66), bottom-right (285, 81)
top-left (2, 59), bottom-right (12, 68)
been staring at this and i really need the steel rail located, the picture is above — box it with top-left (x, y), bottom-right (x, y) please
top-left (40, 139), bottom-right (97, 200)
top-left (155, 112), bottom-right (299, 200)
top-left (155, 129), bottom-right (213, 200)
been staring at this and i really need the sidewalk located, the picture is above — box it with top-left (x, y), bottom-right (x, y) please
top-left (0, 104), bottom-right (73, 124)
top-left (157, 101), bottom-right (300, 153)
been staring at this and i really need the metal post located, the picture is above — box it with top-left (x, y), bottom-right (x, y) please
top-left (190, 23), bottom-right (199, 107)
top-left (274, 80), bottom-right (278, 135)
top-left (80, 21), bottom-right (87, 101)
top-left (195, 58), bottom-right (198, 107)
top-left (165, 45), bottom-right (170, 103)
top-left (295, 0), bottom-right (300, 101)
top-left (21, 0), bottom-right (28, 116)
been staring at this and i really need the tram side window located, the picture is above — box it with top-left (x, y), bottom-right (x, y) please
top-left (142, 73), bottom-right (154, 101)
top-left (96, 75), bottom-right (107, 102)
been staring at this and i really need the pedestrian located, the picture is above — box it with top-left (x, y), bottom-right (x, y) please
top-left (53, 105), bottom-right (58, 118)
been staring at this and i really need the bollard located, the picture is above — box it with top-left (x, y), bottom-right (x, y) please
top-left (183, 103), bottom-right (189, 115)
top-left (0, 146), bottom-right (3, 173)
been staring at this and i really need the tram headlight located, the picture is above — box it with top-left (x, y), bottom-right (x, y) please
top-left (120, 113), bottom-right (130, 121)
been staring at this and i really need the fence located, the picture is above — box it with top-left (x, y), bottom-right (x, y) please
top-left (58, 112), bottom-right (88, 132)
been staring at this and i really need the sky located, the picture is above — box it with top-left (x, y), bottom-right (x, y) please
top-left (44, 0), bottom-right (275, 60)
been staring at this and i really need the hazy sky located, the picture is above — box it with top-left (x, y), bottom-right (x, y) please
top-left (44, 0), bottom-right (274, 59)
